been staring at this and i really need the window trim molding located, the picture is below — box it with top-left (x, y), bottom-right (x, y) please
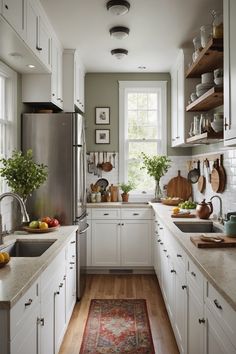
top-left (118, 80), bottom-right (167, 189)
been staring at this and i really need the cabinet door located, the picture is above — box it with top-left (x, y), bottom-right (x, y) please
top-left (51, 38), bottom-right (58, 104)
top-left (66, 261), bottom-right (76, 322)
top-left (187, 285), bottom-right (205, 354)
top-left (40, 291), bottom-right (54, 354)
top-left (224, 0), bottom-right (236, 145)
top-left (91, 220), bottom-right (120, 266)
top-left (205, 306), bottom-right (236, 354)
top-left (37, 15), bottom-right (51, 69)
top-left (2, 0), bottom-right (25, 38)
top-left (26, 0), bottom-right (38, 54)
top-left (11, 302), bottom-right (40, 354)
top-left (86, 219), bottom-right (92, 266)
top-left (174, 269), bottom-right (187, 354)
top-left (54, 277), bottom-right (66, 354)
top-left (171, 67), bottom-right (178, 146)
top-left (177, 56), bottom-right (184, 144)
top-left (121, 220), bottom-right (152, 266)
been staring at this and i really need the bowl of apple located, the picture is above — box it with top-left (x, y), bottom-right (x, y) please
top-left (23, 217), bottom-right (60, 233)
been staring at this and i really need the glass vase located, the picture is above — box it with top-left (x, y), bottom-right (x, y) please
top-left (153, 179), bottom-right (163, 202)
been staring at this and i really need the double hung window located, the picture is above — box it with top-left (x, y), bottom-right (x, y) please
top-left (119, 81), bottom-right (167, 198)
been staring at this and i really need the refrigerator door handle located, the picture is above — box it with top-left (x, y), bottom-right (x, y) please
top-left (79, 223), bottom-right (90, 234)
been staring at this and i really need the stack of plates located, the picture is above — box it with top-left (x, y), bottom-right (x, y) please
top-left (196, 83), bottom-right (214, 97)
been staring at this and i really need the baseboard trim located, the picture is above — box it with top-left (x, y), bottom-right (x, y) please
top-left (86, 267), bottom-right (155, 275)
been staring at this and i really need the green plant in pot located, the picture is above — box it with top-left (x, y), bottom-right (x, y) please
top-left (140, 152), bottom-right (171, 202)
top-left (0, 149), bottom-right (48, 203)
top-left (119, 181), bottom-right (135, 202)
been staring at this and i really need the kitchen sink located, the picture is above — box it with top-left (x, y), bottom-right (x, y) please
top-left (1, 240), bottom-right (56, 257)
top-left (174, 221), bottom-right (223, 233)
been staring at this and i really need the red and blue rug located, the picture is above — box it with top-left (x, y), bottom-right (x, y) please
top-left (79, 299), bottom-right (155, 353)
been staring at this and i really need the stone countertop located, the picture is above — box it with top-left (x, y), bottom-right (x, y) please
top-left (151, 203), bottom-right (236, 311)
top-left (87, 202), bottom-right (151, 208)
top-left (0, 225), bottom-right (78, 309)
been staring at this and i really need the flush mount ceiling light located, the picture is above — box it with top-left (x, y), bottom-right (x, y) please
top-left (106, 0), bottom-right (130, 16)
top-left (110, 26), bottom-right (130, 39)
top-left (111, 48), bottom-right (128, 59)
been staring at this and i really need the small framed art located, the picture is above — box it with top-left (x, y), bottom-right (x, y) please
top-left (95, 129), bottom-right (110, 144)
top-left (95, 107), bottom-right (110, 124)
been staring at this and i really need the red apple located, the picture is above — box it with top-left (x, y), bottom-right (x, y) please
top-left (48, 218), bottom-right (59, 227)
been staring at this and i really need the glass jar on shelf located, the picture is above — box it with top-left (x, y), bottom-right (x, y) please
top-left (200, 24), bottom-right (213, 48)
top-left (211, 10), bottom-right (223, 39)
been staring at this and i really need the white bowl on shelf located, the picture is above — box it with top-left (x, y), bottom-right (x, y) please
top-left (201, 72), bottom-right (214, 84)
top-left (214, 77), bottom-right (223, 86)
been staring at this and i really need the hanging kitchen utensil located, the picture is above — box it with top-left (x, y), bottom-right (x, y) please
top-left (102, 152), bottom-right (113, 172)
top-left (211, 159), bottom-right (220, 192)
top-left (188, 160), bottom-right (200, 184)
top-left (112, 153), bottom-right (116, 168)
top-left (204, 158), bottom-right (211, 183)
top-left (167, 170), bottom-right (192, 200)
top-left (218, 155), bottom-right (226, 193)
top-left (94, 152), bottom-right (98, 176)
top-left (198, 160), bottom-right (206, 193)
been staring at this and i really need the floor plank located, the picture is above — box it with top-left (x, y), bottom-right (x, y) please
top-left (59, 274), bottom-right (179, 354)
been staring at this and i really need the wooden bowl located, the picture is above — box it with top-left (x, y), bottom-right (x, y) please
top-left (0, 260), bottom-right (10, 268)
top-left (161, 198), bottom-right (183, 206)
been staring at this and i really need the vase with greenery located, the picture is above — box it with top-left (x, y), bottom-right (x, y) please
top-left (140, 152), bottom-right (171, 202)
top-left (119, 181), bottom-right (135, 202)
top-left (0, 149), bottom-right (48, 203)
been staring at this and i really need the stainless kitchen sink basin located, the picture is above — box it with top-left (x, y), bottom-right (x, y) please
top-left (1, 240), bottom-right (56, 257)
top-left (174, 221), bottom-right (223, 233)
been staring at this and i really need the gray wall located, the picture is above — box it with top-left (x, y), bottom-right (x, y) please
top-left (85, 72), bottom-right (192, 156)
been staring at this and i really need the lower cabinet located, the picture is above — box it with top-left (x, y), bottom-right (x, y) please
top-left (54, 274), bottom-right (66, 354)
top-left (153, 212), bottom-right (236, 354)
top-left (89, 208), bottom-right (152, 269)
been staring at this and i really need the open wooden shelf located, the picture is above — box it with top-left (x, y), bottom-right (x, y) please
top-left (186, 131), bottom-right (223, 144)
top-left (186, 86), bottom-right (223, 111)
top-left (186, 38), bottom-right (223, 78)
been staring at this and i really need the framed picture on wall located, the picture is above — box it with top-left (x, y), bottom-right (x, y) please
top-left (95, 107), bottom-right (110, 124)
top-left (95, 129), bottom-right (110, 144)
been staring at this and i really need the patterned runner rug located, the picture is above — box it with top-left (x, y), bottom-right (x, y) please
top-left (79, 299), bottom-right (155, 353)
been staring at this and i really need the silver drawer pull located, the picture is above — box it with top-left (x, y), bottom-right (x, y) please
top-left (214, 299), bottom-right (222, 310)
top-left (70, 262), bottom-right (75, 265)
top-left (198, 318), bottom-right (205, 324)
top-left (104, 213), bottom-right (109, 215)
top-left (182, 285), bottom-right (187, 290)
top-left (70, 267), bottom-right (73, 270)
top-left (163, 249), bottom-right (167, 252)
top-left (177, 254), bottom-right (182, 258)
top-left (133, 213), bottom-right (139, 216)
top-left (170, 269), bottom-right (176, 273)
top-left (70, 240), bottom-right (76, 244)
top-left (191, 271), bottom-right (196, 277)
top-left (159, 227), bottom-right (163, 230)
top-left (25, 299), bottom-right (33, 307)
top-left (59, 283), bottom-right (63, 288)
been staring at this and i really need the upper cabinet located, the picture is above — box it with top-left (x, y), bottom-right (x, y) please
top-left (63, 50), bottom-right (85, 113)
top-left (25, 0), bottom-right (51, 70)
top-left (1, 0), bottom-right (26, 39)
top-left (171, 49), bottom-right (197, 147)
top-left (224, 0), bottom-right (236, 146)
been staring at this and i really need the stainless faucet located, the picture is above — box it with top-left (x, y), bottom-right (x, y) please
top-left (0, 192), bottom-right (30, 245)
top-left (210, 195), bottom-right (224, 224)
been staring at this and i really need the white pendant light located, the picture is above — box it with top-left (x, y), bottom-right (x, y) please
top-left (106, 0), bottom-right (130, 16)
top-left (111, 48), bottom-right (128, 59)
top-left (110, 26), bottom-right (130, 39)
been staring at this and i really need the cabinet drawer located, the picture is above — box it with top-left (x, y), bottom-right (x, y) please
top-left (92, 208), bottom-right (120, 219)
top-left (10, 280), bottom-right (39, 340)
top-left (67, 233), bottom-right (76, 261)
top-left (206, 281), bottom-right (236, 348)
top-left (187, 258), bottom-right (204, 295)
top-left (41, 248), bottom-right (66, 291)
top-left (121, 208), bottom-right (152, 220)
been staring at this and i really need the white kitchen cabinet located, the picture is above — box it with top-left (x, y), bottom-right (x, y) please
top-left (1, 0), bottom-right (25, 39)
top-left (120, 220), bottom-right (152, 266)
top-left (54, 273), bottom-right (66, 354)
top-left (91, 219), bottom-right (120, 266)
top-left (65, 235), bottom-right (76, 322)
top-left (25, 0), bottom-right (51, 70)
top-left (22, 37), bottom-right (63, 108)
top-left (63, 49), bottom-right (85, 113)
top-left (174, 267), bottom-right (187, 354)
top-left (224, 0), bottom-right (236, 146)
top-left (171, 49), bottom-right (198, 147)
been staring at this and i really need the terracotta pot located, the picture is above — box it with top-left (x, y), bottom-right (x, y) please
top-left (121, 193), bottom-right (129, 202)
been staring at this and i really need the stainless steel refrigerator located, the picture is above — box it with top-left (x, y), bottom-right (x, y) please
top-left (22, 113), bottom-right (88, 299)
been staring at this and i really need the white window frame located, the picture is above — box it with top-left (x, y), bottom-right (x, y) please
top-left (0, 61), bottom-right (17, 193)
top-left (119, 80), bottom-right (167, 200)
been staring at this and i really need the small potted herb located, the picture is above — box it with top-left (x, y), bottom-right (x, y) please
top-left (0, 149), bottom-right (48, 203)
top-left (119, 181), bottom-right (135, 202)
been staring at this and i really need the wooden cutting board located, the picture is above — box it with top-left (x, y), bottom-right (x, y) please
top-left (167, 170), bottom-right (192, 200)
top-left (171, 213), bottom-right (196, 218)
top-left (191, 235), bottom-right (236, 248)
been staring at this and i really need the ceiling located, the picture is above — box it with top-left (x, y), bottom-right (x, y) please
top-left (40, 0), bottom-right (223, 73)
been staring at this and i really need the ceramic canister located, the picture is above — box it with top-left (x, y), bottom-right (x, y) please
top-left (224, 215), bottom-right (236, 237)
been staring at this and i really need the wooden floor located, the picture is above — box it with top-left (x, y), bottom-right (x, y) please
top-left (59, 274), bottom-right (179, 354)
